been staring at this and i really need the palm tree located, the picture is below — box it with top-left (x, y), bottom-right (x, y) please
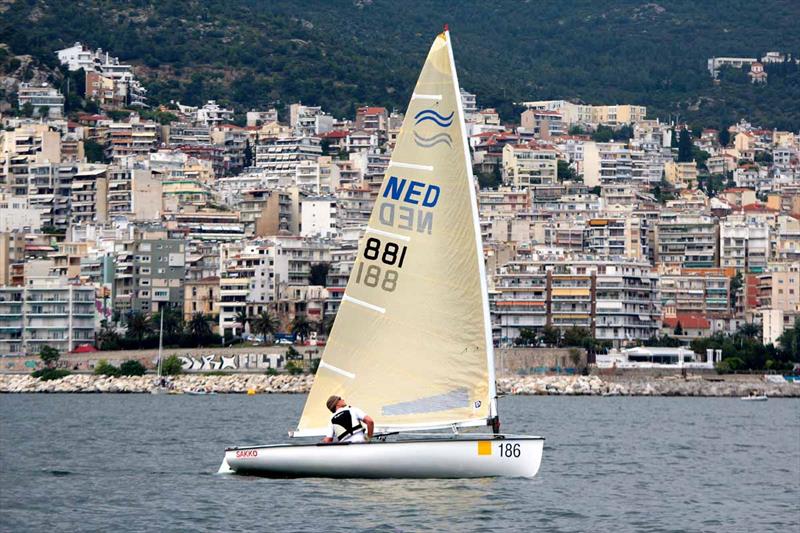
top-left (125, 311), bottom-right (152, 346)
top-left (738, 323), bottom-right (761, 339)
top-left (252, 311), bottom-right (277, 344)
top-left (235, 309), bottom-right (249, 333)
top-left (320, 312), bottom-right (337, 336)
top-left (187, 312), bottom-right (212, 338)
top-left (96, 322), bottom-right (121, 350)
top-left (150, 306), bottom-right (183, 338)
top-left (291, 314), bottom-right (313, 344)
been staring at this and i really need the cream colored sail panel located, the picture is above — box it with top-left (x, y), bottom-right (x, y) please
top-left (296, 32), bottom-right (491, 435)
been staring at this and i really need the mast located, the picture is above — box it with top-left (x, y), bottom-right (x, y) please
top-left (157, 308), bottom-right (164, 378)
top-left (443, 29), bottom-right (499, 427)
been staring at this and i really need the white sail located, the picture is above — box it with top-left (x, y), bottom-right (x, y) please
top-left (295, 30), bottom-right (496, 437)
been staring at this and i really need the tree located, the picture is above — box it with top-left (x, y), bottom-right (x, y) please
top-left (243, 139), bottom-right (254, 167)
top-left (96, 322), bottom-right (121, 350)
top-left (39, 345), bottom-right (61, 368)
top-left (20, 101), bottom-right (34, 117)
top-left (252, 311), bottom-right (278, 343)
top-left (151, 307), bottom-right (183, 338)
top-left (738, 323), bottom-right (760, 339)
top-left (674, 321), bottom-right (684, 336)
top-left (291, 315), bottom-right (313, 343)
top-left (187, 312), bottom-right (212, 338)
top-left (557, 159), bottom-right (577, 182)
top-left (677, 129), bottom-right (694, 163)
top-left (125, 311), bottom-right (152, 345)
top-left (309, 263), bottom-right (329, 286)
top-left (235, 309), bottom-right (249, 330)
top-left (542, 325), bottom-right (560, 347)
top-left (719, 127), bottom-right (730, 147)
top-left (95, 359), bottom-right (121, 377)
top-left (320, 313), bottom-right (337, 336)
top-left (84, 139), bottom-right (108, 163)
top-left (514, 328), bottom-right (537, 346)
top-left (562, 326), bottom-right (592, 347)
top-left (730, 272), bottom-right (743, 310)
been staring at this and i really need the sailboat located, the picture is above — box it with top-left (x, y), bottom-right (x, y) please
top-left (219, 28), bottom-right (544, 478)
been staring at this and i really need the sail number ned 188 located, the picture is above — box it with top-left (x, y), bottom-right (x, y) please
top-left (353, 237), bottom-right (407, 292)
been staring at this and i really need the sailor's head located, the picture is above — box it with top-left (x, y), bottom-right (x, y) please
top-left (326, 395), bottom-right (345, 413)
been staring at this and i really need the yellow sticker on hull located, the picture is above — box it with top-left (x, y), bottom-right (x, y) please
top-left (477, 441), bottom-right (492, 456)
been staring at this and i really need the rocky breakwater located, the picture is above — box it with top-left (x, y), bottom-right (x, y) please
top-left (2, 373), bottom-right (798, 397)
top-left (497, 375), bottom-right (800, 397)
top-left (0, 374), bottom-right (314, 394)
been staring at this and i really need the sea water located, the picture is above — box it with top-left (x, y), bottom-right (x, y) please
top-left (1, 394), bottom-right (797, 532)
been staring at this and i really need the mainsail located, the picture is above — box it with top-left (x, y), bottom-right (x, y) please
top-left (294, 30), bottom-right (496, 436)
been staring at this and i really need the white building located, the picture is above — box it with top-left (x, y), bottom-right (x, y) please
top-left (0, 278), bottom-right (96, 356)
top-left (301, 197), bottom-right (338, 237)
top-left (17, 83), bottom-right (65, 119)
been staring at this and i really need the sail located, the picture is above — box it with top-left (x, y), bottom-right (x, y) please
top-left (294, 30), bottom-right (496, 436)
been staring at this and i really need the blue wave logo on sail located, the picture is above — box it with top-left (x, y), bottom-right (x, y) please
top-left (414, 131), bottom-right (453, 149)
top-left (414, 109), bottom-right (454, 127)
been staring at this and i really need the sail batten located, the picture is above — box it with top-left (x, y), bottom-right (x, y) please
top-left (295, 31), bottom-right (495, 436)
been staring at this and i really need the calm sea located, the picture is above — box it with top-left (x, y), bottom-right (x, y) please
top-left (0, 394), bottom-right (797, 532)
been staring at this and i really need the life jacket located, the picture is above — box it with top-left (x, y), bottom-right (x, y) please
top-left (331, 407), bottom-right (365, 442)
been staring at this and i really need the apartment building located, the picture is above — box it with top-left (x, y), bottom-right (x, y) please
top-left (183, 277), bottom-right (219, 324)
top-left (502, 143), bottom-right (558, 189)
top-left (17, 83), bottom-right (65, 119)
top-left (654, 212), bottom-right (718, 269)
top-left (659, 270), bottom-right (732, 318)
top-left (254, 137), bottom-right (323, 188)
top-left (719, 214), bottom-right (769, 273)
top-left (355, 106), bottom-right (388, 132)
top-left (289, 103), bottom-right (334, 136)
top-left (0, 124), bottom-right (62, 197)
top-left (112, 238), bottom-right (186, 314)
top-left (585, 217), bottom-right (648, 260)
top-left (0, 278), bottom-right (96, 356)
top-left (301, 197), bottom-right (338, 237)
top-left (107, 168), bottom-right (162, 220)
top-left (491, 254), bottom-right (660, 347)
top-left (519, 100), bottom-right (646, 127)
top-left (103, 118), bottom-right (158, 160)
top-left (71, 164), bottom-right (109, 226)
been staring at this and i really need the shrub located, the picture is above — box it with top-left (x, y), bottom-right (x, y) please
top-left (94, 359), bottom-right (121, 377)
top-left (39, 345), bottom-right (61, 368)
top-left (32, 368), bottom-right (71, 381)
top-left (265, 368), bottom-right (278, 376)
top-left (119, 360), bottom-right (146, 376)
top-left (161, 355), bottom-right (184, 375)
top-left (286, 362), bottom-right (304, 375)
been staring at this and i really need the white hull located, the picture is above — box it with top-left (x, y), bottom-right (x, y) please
top-left (740, 395), bottom-right (768, 401)
top-left (219, 435), bottom-right (544, 478)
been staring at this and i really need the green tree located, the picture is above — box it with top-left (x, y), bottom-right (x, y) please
top-left (125, 311), bottom-right (152, 345)
top-left (320, 313), bottom-right (337, 336)
top-left (20, 101), bottom-right (34, 117)
top-left (677, 129), bottom-right (693, 162)
top-left (542, 325), bottom-right (560, 347)
top-left (151, 307), bottom-right (183, 338)
top-left (730, 272), bottom-right (743, 310)
top-left (187, 312), bottom-right (212, 338)
top-left (738, 323), bottom-right (760, 339)
top-left (557, 159), bottom-right (577, 182)
top-left (96, 322), bottom-right (121, 350)
top-left (719, 127), bottom-right (731, 147)
top-left (309, 263), bottom-right (329, 286)
top-left (562, 326), bottom-right (591, 347)
top-left (514, 328), bottom-right (537, 346)
top-left (674, 322), bottom-right (684, 336)
top-left (291, 314), bottom-right (313, 343)
top-left (84, 139), bottom-right (108, 163)
top-left (252, 311), bottom-right (278, 343)
top-left (39, 345), bottom-right (61, 368)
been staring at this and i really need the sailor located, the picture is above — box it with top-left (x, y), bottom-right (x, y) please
top-left (322, 395), bottom-right (374, 444)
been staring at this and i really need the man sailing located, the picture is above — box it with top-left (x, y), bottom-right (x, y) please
top-left (322, 395), bottom-right (374, 444)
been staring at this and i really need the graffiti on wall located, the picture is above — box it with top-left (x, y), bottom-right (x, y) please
top-left (178, 353), bottom-right (285, 371)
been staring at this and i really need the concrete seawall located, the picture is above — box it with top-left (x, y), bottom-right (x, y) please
top-left (2, 373), bottom-right (798, 397)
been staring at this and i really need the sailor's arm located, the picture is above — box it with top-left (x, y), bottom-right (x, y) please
top-left (363, 415), bottom-right (374, 440)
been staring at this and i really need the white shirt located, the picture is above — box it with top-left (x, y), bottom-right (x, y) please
top-left (326, 406), bottom-right (367, 443)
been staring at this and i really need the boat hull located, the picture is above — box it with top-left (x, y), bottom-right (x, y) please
top-left (219, 435), bottom-right (544, 478)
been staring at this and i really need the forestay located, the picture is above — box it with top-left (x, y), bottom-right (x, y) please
top-left (294, 30), bottom-right (496, 437)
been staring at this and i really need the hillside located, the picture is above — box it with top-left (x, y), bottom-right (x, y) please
top-left (1, 0), bottom-right (799, 129)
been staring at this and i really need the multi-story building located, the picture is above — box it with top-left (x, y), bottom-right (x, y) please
top-left (502, 143), bottom-right (558, 189)
top-left (519, 100), bottom-right (646, 127)
top-left (654, 212), bottom-right (718, 269)
top-left (0, 278), bottom-right (96, 356)
top-left (0, 124), bottom-right (62, 197)
top-left (107, 168), bottom-right (162, 220)
top-left (301, 197), bottom-right (338, 237)
top-left (17, 83), bottom-right (65, 119)
top-left (71, 164), bottom-right (109, 226)
top-left (254, 137), bottom-right (323, 188)
top-left (491, 254), bottom-right (660, 347)
top-left (355, 106), bottom-right (388, 132)
top-left (183, 277), bottom-right (219, 325)
top-left (585, 217), bottom-right (648, 260)
top-left (112, 237), bottom-right (186, 315)
top-left (289, 103), bottom-right (334, 136)
top-left (660, 270), bottom-right (732, 318)
top-left (719, 214), bottom-right (769, 273)
top-left (103, 118), bottom-right (159, 160)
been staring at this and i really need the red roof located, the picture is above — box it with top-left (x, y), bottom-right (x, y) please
top-left (357, 106), bottom-right (387, 115)
top-left (742, 203), bottom-right (778, 213)
top-left (664, 315), bottom-right (711, 330)
top-left (322, 130), bottom-right (350, 139)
